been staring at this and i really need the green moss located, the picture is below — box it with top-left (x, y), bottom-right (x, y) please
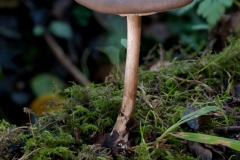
top-left (2, 37), bottom-right (240, 159)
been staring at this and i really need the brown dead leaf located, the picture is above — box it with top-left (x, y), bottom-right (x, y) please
top-left (187, 141), bottom-right (212, 160)
top-left (187, 141), bottom-right (226, 160)
top-left (230, 83), bottom-right (240, 103)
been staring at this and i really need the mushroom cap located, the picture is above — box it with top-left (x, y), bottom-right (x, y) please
top-left (75, 0), bottom-right (193, 15)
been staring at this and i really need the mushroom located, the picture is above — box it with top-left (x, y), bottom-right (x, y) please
top-left (75, 0), bottom-right (193, 147)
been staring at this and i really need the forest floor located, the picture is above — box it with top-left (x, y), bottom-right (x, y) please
top-left (1, 36), bottom-right (240, 159)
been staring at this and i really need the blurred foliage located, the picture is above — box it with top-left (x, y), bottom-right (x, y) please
top-left (49, 21), bottom-right (73, 39)
top-left (32, 25), bottom-right (45, 36)
top-left (30, 73), bottom-right (65, 97)
top-left (0, 0), bottom-right (19, 9)
top-left (167, 0), bottom-right (234, 51)
top-left (0, 0), bottom-right (238, 125)
top-left (72, 5), bottom-right (92, 27)
top-left (197, 0), bottom-right (233, 26)
top-left (120, 38), bottom-right (127, 48)
top-left (33, 20), bottom-right (73, 39)
top-left (175, 0), bottom-right (233, 26)
top-left (97, 46), bottom-right (120, 66)
top-left (0, 67), bottom-right (3, 80)
top-left (29, 93), bottom-right (63, 116)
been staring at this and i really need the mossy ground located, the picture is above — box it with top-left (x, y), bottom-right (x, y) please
top-left (1, 37), bottom-right (240, 159)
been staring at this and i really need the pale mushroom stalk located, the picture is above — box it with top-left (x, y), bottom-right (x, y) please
top-left (112, 15), bottom-right (141, 142)
top-left (75, 0), bottom-right (193, 149)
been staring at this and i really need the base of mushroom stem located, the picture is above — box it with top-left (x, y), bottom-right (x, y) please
top-left (112, 116), bottom-right (139, 148)
top-left (101, 115), bottom-right (139, 156)
top-left (114, 132), bottom-right (130, 147)
top-left (112, 112), bottom-right (131, 140)
top-left (100, 130), bottom-right (130, 157)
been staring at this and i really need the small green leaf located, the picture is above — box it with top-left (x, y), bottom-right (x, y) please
top-left (191, 24), bottom-right (209, 30)
top-left (157, 106), bottom-right (220, 141)
top-left (197, 0), bottom-right (233, 26)
top-left (33, 25), bottom-right (45, 36)
top-left (219, 0), bottom-right (233, 7)
top-left (30, 73), bottom-right (64, 96)
top-left (72, 5), bottom-right (92, 27)
top-left (121, 38), bottom-right (127, 48)
top-left (216, 2), bottom-right (225, 14)
top-left (49, 21), bottom-right (73, 39)
top-left (0, 119), bottom-right (10, 132)
top-left (197, 0), bottom-right (212, 17)
top-left (97, 46), bottom-right (120, 65)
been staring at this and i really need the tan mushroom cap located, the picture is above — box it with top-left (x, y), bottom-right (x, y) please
top-left (75, 0), bottom-right (193, 15)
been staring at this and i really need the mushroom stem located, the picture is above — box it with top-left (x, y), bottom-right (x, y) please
top-left (113, 15), bottom-right (141, 143)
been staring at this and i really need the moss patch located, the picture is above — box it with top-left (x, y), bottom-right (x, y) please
top-left (1, 37), bottom-right (240, 159)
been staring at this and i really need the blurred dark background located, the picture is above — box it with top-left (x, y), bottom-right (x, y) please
top-left (0, 0), bottom-right (237, 126)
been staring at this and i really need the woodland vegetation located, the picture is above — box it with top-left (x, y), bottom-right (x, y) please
top-left (1, 0), bottom-right (240, 159)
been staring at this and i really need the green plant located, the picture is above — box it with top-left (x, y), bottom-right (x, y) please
top-left (156, 106), bottom-right (221, 142)
top-left (197, 0), bottom-right (233, 26)
top-left (2, 36), bottom-right (240, 159)
top-left (33, 20), bottom-right (73, 39)
top-left (171, 132), bottom-right (240, 151)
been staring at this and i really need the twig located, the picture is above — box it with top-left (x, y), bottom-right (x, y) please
top-left (23, 107), bottom-right (34, 137)
top-left (143, 44), bottom-right (158, 61)
top-left (158, 44), bottom-right (164, 67)
top-left (173, 76), bottom-right (214, 93)
top-left (43, 33), bottom-right (90, 86)
top-left (138, 86), bottom-right (154, 109)
top-left (10, 126), bottom-right (31, 133)
top-left (18, 148), bottom-right (43, 160)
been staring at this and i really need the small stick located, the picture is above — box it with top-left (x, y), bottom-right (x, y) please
top-left (174, 76), bottom-right (214, 92)
top-left (213, 126), bottom-right (240, 134)
top-left (43, 33), bottom-right (90, 86)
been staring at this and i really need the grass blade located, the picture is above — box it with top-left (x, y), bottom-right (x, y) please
top-left (171, 132), bottom-right (240, 151)
top-left (157, 106), bottom-right (220, 141)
